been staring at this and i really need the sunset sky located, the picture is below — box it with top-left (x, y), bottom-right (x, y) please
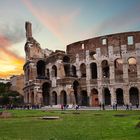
top-left (0, 0), bottom-right (140, 78)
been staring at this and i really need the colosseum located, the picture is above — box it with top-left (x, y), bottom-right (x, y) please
top-left (23, 22), bottom-right (140, 107)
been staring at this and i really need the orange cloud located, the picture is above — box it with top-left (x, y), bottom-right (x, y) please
top-left (0, 35), bottom-right (24, 78)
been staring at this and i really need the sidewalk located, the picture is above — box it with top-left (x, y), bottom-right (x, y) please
top-left (41, 105), bottom-right (140, 111)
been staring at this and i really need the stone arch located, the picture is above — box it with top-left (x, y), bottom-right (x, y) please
top-left (114, 58), bottom-right (123, 81)
top-left (90, 62), bottom-right (97, 79)
top-left (101, 60), bottom-right (109, 78)
top-left (60, 90), bottom-right (67, 105)
top-left (103, 88), bottom-right (111, 105)
top-left (73, 80), bottom-right (79, 104)
top-left (37, 60), bottom-right (45, 78)
top-left (91, 88), bottom-right (99, 106)
top-left (129, 87), bottom-right (139, 105)
top-left (128, 57), bottom-right (137, 80)
top-left (80, 63), bottom-right (86, 77)
top-left (51, 91), bottom-right (57, 105)
top-left (52, 65), bottom-right (57, 77)
top-left (63, 56), bottom-right (70, 63)
top-left (42, 82), bottom-right (50, 105)
top-left (116, 88), bottom-right (124, 105)
top-left (81, 90), bottom-right (88, 106)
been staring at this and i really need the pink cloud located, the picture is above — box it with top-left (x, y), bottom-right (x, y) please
top-left (22, 0), bottom-right (80, 45)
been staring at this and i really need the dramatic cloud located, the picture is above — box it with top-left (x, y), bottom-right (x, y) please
top-left (0, 28), bottom-right (25, 78)
top-left (22, 0), bottom-right (80, 45)
top-left (0, 21), bottom-right (25, 45)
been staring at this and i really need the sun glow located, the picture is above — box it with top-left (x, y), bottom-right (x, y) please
top-left (0, 35), bottom-right (24, 78)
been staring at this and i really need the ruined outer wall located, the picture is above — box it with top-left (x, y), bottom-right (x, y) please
top-left (66, 31), bottom-right (140, 56)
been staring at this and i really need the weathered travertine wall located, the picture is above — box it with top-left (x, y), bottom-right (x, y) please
top-left (23, 22), bottom-right (140, 106)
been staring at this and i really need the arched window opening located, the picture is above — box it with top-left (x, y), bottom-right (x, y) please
top-left (90, 63), bottom-right (97, 79)
top-left (91, 88), bottom-right (99, 106)
top-left (128, 57), bottom-right (137, 81)
top-left (129, 87), bottom-right (139, 105)
top-left (60, 90), bottom-right (67, 105)
top-left (52, 91), bottom-right (57, 105)
top-left (80, 63), bottom-right (86, 77)
top-left (90, 51), bottom-right (97, 60)
top-left (42, 82), bottom-right (50, 105)
top-left (101, 60), bottom-right (109, 78)
top-left (72, 65), bottom-right (77, 77)
top-left (104, 88), bottom-right (111, 105)
top-left (63, 56), bottom-right (70, 63)
top-left (81, 90), bottom-right (88, 106)
top-left (64, 64), bottom-right (70, 77)
top-left (114, 58), bottom-right (123, 81)
top-left (52, 65), bottom-right (57, 77)
top-left (116, 88), bottom-right (124, 105)
top-left (37, 60), bottom-right (45, 78)
top-left (73, 81), bottom-right (79, 104)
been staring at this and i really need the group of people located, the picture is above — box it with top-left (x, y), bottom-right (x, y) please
top-left (99, 102), bottom-right (139, 111)
top-left (0, 104), bottom-right (42, 110)
top-left (61, 104), bottom-right (80, 110)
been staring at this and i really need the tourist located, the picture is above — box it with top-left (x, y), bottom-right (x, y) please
top-left (115, 103), bottom-right (118, 111)
top-left (75, 104), bottom-right (79, 110)
top-left (61, 104), bottom-right (64, 110)
top-left (126, 104), bottom-right (129, 110)
top-left (102, 103), bottom-right (105, 110)
top-left (136, 103), bottom-right (139, 108)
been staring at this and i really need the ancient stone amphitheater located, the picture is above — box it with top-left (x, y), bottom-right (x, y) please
top-left (23, 22), bottom-right (140, 107)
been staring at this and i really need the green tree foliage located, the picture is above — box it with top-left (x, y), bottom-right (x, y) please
top-left (0, 82), bottom-right (23, 105)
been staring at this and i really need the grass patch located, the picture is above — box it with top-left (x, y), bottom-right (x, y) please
top-left (0, 110), bottom-right (140, 140)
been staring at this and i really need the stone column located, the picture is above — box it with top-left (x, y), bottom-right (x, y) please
top-left (70, 91), bottom-right (76, 104)
top-left (87, 85), bottom-right (91, 106)
top-left (121, 45), bottom-right (128, 83)
top-left (86, 50), bottom-right (91, 80)
top-left (98, 87), bottom-right (103, 104)
top-left (97, 66), bottom-right (102, 86)
top-left (123, 86), bottom-right (129, 105)
top-left (136, 43), bottom-right (140, 81)
top-left (86, 50), bottom-right (91, 106)
top-left (57, 94), bottom-right (61, 105)
top-left (108, 46), bottom-right (115, 84)
top-left (123, 61), bottom-right (129, 83)
top-left (109, 62), bottom-right (115, 84)
top-left (76, 54), bottom-right (81, 78)
top-left (57, 60), bottom-right (65, 79)
top-left (110, 87), bottom-right (116, 105)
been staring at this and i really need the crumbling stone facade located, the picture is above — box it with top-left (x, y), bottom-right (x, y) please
top-left (10, 74), bottom-right (24, 96)
top-left (23, 22), bottom-right (140, 106)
